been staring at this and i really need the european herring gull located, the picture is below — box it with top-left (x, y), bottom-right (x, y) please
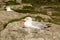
top-left (6, 6), bottom-right (13, 11)
top-left (24, 17), bottom-right (48, 29)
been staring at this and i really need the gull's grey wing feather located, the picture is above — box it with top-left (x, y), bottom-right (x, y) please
top-left (32, 21), bottom-right (47, 28)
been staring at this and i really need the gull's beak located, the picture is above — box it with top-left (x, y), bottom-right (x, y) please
top-left (24, 18), bottom-right (27, 21)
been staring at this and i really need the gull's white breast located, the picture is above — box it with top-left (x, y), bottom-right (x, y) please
top-left (24, 20), bottom-right (32, 27)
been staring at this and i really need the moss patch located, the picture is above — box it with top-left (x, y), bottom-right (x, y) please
top-left (5, 0), bottom-right (20, 5)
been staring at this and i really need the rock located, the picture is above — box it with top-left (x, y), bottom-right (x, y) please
top-left (0, 20), bottom-right (60, 40)
top-left (16, 0), bottom-right (22, 4)
top-left (0, 11), bottom-right (21, 31)
top-left (0, 10), bottom-right (60, 40)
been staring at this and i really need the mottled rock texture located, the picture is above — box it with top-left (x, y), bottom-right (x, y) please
top-left (0, 8), bottom-right (60, 40)
top-left (0, 20), bottom-right (60, 40)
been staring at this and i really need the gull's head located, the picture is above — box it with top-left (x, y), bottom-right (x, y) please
top-left (6, 6), bottom-right (10, 9)
top-left (24, 17), bottom-right (32, 21)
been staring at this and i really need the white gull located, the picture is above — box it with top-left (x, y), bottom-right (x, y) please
top-left (24, 17), bottom-right (48, 29)
top-left (6, 6), bottom-right (13, 11)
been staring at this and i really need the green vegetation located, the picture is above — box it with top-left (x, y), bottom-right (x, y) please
top-left (53, 7), bottom-right (60, 12)
top-left (22, 0), bottom-right (60, 6)
top-left (51, 7), bottom-right (60, 16)
top-left (35, 16), bottom-right (44, 22)
top-left (52, 12), bottom-right (60, 16)
top-left (23, 6), bottom-right (34, 10)
top-left (5, 0), bottom-right (20, 5)
top-left (13, 9), bottom-right (33, 13)
top-left (22, 0), bottom-right (30, 3)
top-left (39, 10), bottom-right (47, 15)
top-left (51, 17), bottom-right (60, 25)
top-left (13, 6), bottom-right (34, 13)
top-left (13, 9), bottom-right (46, 14)
top-left (13, 7), bottom-right (47, 15)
